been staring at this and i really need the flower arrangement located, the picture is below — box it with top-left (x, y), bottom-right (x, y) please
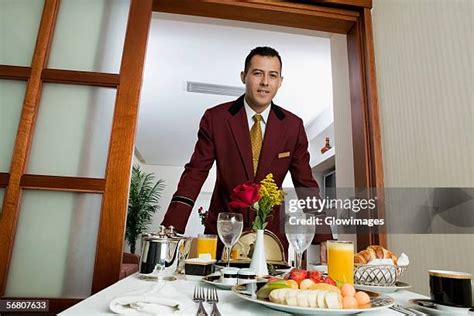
top-left (229, 173), bottom-right (285, 231)
top-left (197, 206), bottom-right (208, 225)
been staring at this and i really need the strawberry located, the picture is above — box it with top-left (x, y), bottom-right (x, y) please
top-left (323, 276), bottom-right (336, 286)
top-left (308, 270), bottom-right (323, 283)
top-left (289, 269), bottom-right (308, 285)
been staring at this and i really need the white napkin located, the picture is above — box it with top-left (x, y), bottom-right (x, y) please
top-left (367, 258), bottom-right (394, 266)
top-left (109, 281), bottom-right (191, 315)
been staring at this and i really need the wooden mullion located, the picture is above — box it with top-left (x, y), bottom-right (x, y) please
top-left (42, 68), bottom-right (120, 88)
top-left (0, 173), bottom-right (10, 187)
top-left (92, 0), bottom-right (152, 293)
top-left (0, 65), bottom-right (31, 81)
top-left (20, 175), bottom-right (105, 193)
top-left (0, 0), bottom-right (60, 296)
top-left (153, 0), bottom-right (356, 34)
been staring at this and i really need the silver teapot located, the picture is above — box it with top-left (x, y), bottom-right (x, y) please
top-left (139, 225), bottom-right (193, 277)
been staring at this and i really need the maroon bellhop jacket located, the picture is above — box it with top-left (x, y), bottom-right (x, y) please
top-left (161, 95), bottom-right (333, 252)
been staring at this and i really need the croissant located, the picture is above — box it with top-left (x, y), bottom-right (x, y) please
top-left (353, 250), bottom-right (375, 264)
top-left (354, 245), bottom-right (398, 265)
top-left (367, 245), bottom-right (386, 259)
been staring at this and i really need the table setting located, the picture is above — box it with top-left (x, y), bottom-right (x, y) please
top-left (60, 175), bottom-right (473, 316)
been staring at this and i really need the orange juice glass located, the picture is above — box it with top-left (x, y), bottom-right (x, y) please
top-left (196, 234), bottom-right (218, 259)
top-left (327, 240), bottom-right (354, 284)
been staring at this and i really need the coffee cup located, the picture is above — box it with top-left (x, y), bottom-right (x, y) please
top-left (429, 270), bottom-right (472, 308)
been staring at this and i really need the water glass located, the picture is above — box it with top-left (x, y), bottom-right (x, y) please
top-left (217, 212), bottom-right (243, 267)
top-left (285, 212), bottom-right (315, 269)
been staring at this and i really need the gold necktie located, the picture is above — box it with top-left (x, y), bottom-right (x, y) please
top-left (250, 114), bottom-right (263, 175)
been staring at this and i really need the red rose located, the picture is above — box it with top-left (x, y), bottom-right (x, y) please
top-left (228, 182), bottom-right (260, 209)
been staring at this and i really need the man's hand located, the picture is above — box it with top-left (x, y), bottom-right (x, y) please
top-left (320, 241), bottom-right (327, 263)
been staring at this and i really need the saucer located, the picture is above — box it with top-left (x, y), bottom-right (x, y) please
top-left (201, 272), bottom-right (236, 290)
top-left (354, 281), bottom-right (411, 293)
top-left (409, 298), bottom-right (473, 315)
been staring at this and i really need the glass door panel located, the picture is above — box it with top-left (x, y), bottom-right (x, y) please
top-left (47, 0), bottom-right (130, 73)
top-left (5, 191), bottom-right (102, 297)
top-left (0, 0), bottom-right (44, 66)
top-left (27, 84), bottom-right (115, 178)
top-left (0, 80), bottom-right (27, 172)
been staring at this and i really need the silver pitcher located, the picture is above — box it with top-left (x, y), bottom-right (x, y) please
top-left (139, 225), bottom-right (193, 277)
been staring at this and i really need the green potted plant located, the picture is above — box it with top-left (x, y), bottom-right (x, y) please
top-left (126, 164), bottom-right (165, 254)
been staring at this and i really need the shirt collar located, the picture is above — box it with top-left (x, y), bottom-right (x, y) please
top-left (243, 98), bottom-right (271, 125)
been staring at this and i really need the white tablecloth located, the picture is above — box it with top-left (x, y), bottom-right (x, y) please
top-left (59, 273), bottom-right (428, 315)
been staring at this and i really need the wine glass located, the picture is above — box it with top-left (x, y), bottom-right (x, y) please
top-left (217, 212), bottom-right (243, 267)
top-left (285, 212), bottom-right (316, 270)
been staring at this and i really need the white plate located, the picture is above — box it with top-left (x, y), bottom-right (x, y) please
top-left (231, 282), bottom-right (395, 315)
top-left (408, 298), bottom-right (473, 315)
top-left (354, 281), bottom-right (411, 293)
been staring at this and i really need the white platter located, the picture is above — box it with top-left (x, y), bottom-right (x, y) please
top-left (232, 281), bottom-right (395, 315)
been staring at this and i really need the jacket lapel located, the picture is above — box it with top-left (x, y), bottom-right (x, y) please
top-left (228, 96), bottom-right (253, 181)
top-left (255, 103), bottom-right (286, 180)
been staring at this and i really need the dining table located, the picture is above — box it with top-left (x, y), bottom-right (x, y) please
top-left (59, 272), bottom-right (430, 315)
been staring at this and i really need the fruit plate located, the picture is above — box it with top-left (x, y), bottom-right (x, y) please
top-left (231, 281), bottom-right (395, 315)
top-left (354, 281), bottom-right (411, 293)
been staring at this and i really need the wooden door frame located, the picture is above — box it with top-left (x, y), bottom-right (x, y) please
top-left (151, 0), bottom-right (386, 250)
top-left (0, 0), bottom-right (384, 311)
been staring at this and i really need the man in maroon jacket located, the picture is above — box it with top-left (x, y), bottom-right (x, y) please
top-left (161, 47), bottom-right (332, 260)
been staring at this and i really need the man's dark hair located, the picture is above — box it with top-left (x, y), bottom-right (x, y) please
top-left (244, 46), bottom-right (282, 73)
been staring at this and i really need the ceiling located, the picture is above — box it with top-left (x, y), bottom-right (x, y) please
top-left (136, 12), bottom-right (334, 166)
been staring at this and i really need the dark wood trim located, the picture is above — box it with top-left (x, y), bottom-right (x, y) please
top-left (311, 0), bottom-right (372, 9)
top-left (347, 21), bottom-right (370, 251)
top-left (0, 65), bottom-right (31, 81)
top-left (92, 0), bottom-right (153, 293)
top-left (42, 69), bottom-right (120, 87)
top-left (346, 9), bottom-right (386, 250)
top-left (0, 0), bottom-right (60, 296)
top-left (20, 175), bottom-right (105, 193)
top-left (361, 8), bottom-right (386, 248)
top-left (153, 0), bottom-right (358, 34)
top-left (0, 173), bottom-right (9, 187)
top-left (1, 297), bottom-right (81, 315)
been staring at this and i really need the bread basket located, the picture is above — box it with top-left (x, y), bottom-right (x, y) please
top-left (354, 264), bottom-right (407, 287)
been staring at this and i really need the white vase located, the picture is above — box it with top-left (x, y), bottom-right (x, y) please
top-left (250, 229), bottom-right (268, 277)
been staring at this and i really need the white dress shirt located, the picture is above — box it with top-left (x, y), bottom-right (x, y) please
top-left (243, 98), bottom-right (271, 139)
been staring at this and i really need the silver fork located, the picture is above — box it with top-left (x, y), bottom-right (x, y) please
top-left (206, 287), bottom-right (221, 316)
top-left (193, 285), bottom-right (208, 316)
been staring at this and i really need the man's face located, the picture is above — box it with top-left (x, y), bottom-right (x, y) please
top-left (241, 55), bottom-right (283, 109)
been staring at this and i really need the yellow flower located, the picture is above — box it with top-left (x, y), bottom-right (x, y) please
top-left (259, 173), bottom-right (284, 207)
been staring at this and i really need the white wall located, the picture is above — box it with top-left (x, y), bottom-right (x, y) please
top-left (372, 0), bottom-right (473, 295)
top-left (140, 164), bottom-right (217, 235)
